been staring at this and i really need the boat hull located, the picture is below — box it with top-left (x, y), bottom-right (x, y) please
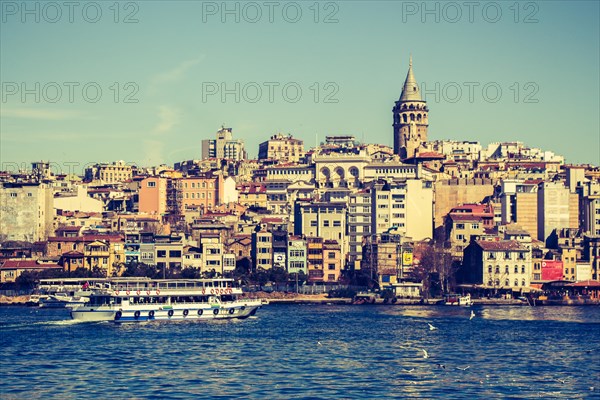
top-left (70, 303), bottom-right (263, 323)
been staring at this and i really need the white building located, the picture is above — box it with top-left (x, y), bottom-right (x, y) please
top-left (0, 183), bottom-right (54, 242)
top-left (54, 185), bottom-right (103, 213)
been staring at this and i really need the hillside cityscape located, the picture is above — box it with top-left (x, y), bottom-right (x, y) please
top-left (1, 59), bottom-right (599, 300)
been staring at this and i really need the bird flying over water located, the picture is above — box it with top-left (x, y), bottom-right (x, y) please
top-left (428, 323), bottom-right (438, 331)
top-left (470, 310), bottom-right (476, 320)
top-left (457, 366), bottom-right (470, 371)
top-left (403, 368), bottom-right (415, 373)
top-left (421, 349), bottom-right (429, 359)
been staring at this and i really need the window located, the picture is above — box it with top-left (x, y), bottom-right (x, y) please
top-left (521, 266), bottom-right (526, 273)
top-left (504, 252), bottom-right (511, 260)
top-left (157, 250), bottom-right (166, 258)
top-left (495, 266), bottom-right (500, 274)
top-left (514, 279), bottom-right (518, 287)
top-left (455, 223), bottom-right (465, 230)
top-left (514, 266), bottom-right (518, 273)
top-left (488, 265), bottom-right (492, 273)
top-left (505, 265), bottom-right (509, 273)
top-left (27, 193), bottom-right (32, 197)
top-left (471, 223), bottom-right (479, 229)
top-left (147, 181), bottom-right (156, 188)
top-left (328, 252), bottom-right (335, 259)
top-left (9, 193), bottom-right (17, 197)
top-left (328, 263), bottom-right (336, 270)
top-left (522, 280), bottom-right (526, 286)
top-left (505, 279), bottom-right (509, 287)
top-left (328, 274), bottom-right (336, 280)
top-left (169, 250), bottom-right (182, 258)
top-left (323, 220), bottom-right (330, 227)
top-left (456, 234), bottom-right (465, 241)
top-left (310, 221), bottom-right (318, 227)
top-left (333, 221), bottom-right (341, 227)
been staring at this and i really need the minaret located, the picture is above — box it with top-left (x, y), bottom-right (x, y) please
top-left (393, 56), bottom-right (429, 160)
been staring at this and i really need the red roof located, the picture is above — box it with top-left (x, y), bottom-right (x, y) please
top-left (566, 280), bottom-right (600, 288)
top-left (0, 260), bottom-right (60, 270)
top-left (449, 214), bottom-right (483, 222)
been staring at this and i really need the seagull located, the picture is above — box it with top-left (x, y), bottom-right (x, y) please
top-left (470, 310), bottom-right (475, 320)
top-left (457, 366), bottom-right (471, 371)
top-left (317, 341), bottom-right (322, 346)
top-left (437, 363), bottom-right (446, 369)
top-left (555, 378), bottom-right (567, 384)
top-left (428, 323), bottom-right (438, 331)
top-left (421, 349), bottom-right (429, 359)
top-left (403, 368), bottom-right (415, 373)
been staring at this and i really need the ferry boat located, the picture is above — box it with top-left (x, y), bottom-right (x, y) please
top-left (70, 278), bottom-right (267, 322)
top-left (441, 293), bottom-right (473, 306)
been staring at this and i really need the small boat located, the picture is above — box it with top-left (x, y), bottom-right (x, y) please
top-left (39, 293), bottom-right (89, 309)
top-left (441, 293), bottom-right (473, 306)
top-left (36, 278), bottom-right (103, 308)
top-left (70, 278), bottom-right (267, 322)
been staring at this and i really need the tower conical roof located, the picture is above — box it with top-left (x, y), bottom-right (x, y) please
top-left (399, 56), bottom-right (422, 102)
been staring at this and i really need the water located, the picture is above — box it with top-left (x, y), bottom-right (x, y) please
top-left (1, 305), bottom-right (599, 399)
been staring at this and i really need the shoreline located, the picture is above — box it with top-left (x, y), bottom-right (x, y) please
top-left (4, 294), bottom-right (598, 307)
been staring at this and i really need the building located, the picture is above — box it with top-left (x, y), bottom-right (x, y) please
top-left (294, 202), bottom-right (347, 258)
top-left (460, 239), bottom-right (532, 292)
top-left (537, 182), bottom-right (576, 242)
top-left (53, 186), bottom-right (103, 213)
top-left (201, 126), bottom-right (246, 161)
top-left (306, 237), bottom-right (324, 282)
top-left (287, 235), bottom-right (307, 275)
top-left (252, 230), bottom-right (273, 270)
top-left (84, 161), bottom-right (133, 184)
top-left (369, 179), bottom-right (433, 241)
top-left (0, 183), bottom-right (54, 242)
top-left (258, 133), bottom-right (304, 163)
top-left (198, 233), bottom-right (223, 274)
top-left (179, 175), bottom-right (223, 213)
top-left (0, 260), bottom-right (61, 283)
top-left (138, 177), bottom-right (168, 215)
top-left (323, 240), bottom-right (342, 282)
top-left (347, 190), bottom-right (372, 264)
top-left (392, 56), bottom-right (429, 160)
top-left (154, 235), bottom-right (184, 272)
top-left (500, 179), bottom-right (539, 239)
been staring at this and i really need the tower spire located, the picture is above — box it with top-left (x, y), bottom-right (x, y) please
top-left (400, 56), bottom-right (421, 102)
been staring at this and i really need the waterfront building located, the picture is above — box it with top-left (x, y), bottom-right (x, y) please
top-left (0, 182), bottom-right (54, 242)
top-left (198, 233), bottom-right (223, 274)
top-left (258, 133), bottom-right (305, 164)
top-left (392, 56), bottom-right (429, 160)
top-left (226, 234), bottom-right (252, 260)
top-left (0, 259), bottom-right (61, 283)
top-left (460, 239), bottom-right (532, 292)
top-left (323, 240), bottom-right (342, 282)
top-left (347, 190), bottom-right (372, 264)
top-left (287, 235), bottom-right (308, 275)
top-left (306, 237), bottom-right (324, 282)
top-left (154, 234), bottom-right (184, 272)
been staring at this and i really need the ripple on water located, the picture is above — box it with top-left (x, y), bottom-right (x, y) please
top-left (1, 305), bottom-right (600, 399)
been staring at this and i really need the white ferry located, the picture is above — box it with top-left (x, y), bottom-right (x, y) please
top-left (70, 278), bottom-right (267, 322)
top-left (442, 293), bottom-right (473, 306)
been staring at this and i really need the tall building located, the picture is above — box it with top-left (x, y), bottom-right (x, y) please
top-left (84, 161), bottom-right (133, 184)
top-left (201, 126), bottom-right (246, 161)
top-left (393, 56), bottom-right (429, 160)
top-left (258, 133), bottom-right (304, 164)
top-left (0, 183), bottom-right (54, 242)
top-left (537, 182), bottom-right (575, 242)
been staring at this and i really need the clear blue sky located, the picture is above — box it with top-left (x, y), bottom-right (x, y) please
top-left (1, 1), bottom-right (598, 172)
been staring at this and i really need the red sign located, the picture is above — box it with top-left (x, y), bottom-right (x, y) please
top-left (541, 260), bottom-right (563, 281)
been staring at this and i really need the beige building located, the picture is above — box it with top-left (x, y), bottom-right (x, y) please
top-left (434, 178), bottom-right (495, 229)
top-left (537, 182), bottom-right (577, 242)
top-left (252, 230), bottom-right (273, 270)
top-left (461, 239), bottom-right (532, 291)
top-left (323, 240), bottom-right (342, 282)
top-left (0, 182), bottom-right (54, 242)
top-left (201, 126), bottom-right (246, 161)
top-left (294, 202), bottom-right (347, 258)
top-left (138, 177), bottom-right (168, 215)
top-left (258, 133), bottom-right (304, 163)
top-left (85, 161), bottom-right (133, 184)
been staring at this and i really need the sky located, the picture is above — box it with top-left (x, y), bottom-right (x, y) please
top-left (1, 0), bottom-right (599, 174)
